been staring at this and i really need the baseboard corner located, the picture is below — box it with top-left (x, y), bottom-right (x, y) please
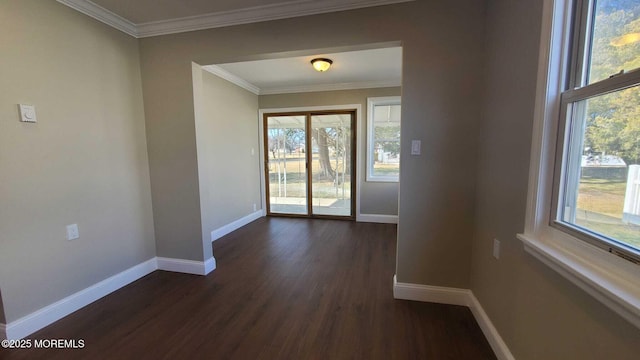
top-left (392, 275), bottom-right (514, 360)
top-left (203, 256), bottom-right (216, 275)
top-left (357, 214), bottom-right (398, 224)
top-left (157, 256), bottom-right (215, 276)
top-left (392, 275), bottom-right (471, 306)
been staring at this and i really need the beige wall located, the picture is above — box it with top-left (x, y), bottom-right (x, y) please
top-left (139, 0), bottom-right (485, 287)
top-left (471, 0), bottom-right (640, 358)
top-left (2, 2), bottom-right (637, 357)
top-left (259, 87), bottom-right (401, 216)
top-left (0, 0), bottom-right (155, 323)
top-left (194, 67), bottom-right (261, 248)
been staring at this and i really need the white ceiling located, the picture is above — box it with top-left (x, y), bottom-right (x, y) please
top-left (57, 0), bottom-right (414, 38)
top-left (204, 47), bottom-right (402, 95)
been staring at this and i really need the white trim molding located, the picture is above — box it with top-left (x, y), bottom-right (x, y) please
top-left (518, 233), bottom-right (640, 329)
top-left (3, 258), bottom-right (157, 340)
top-left (58, 0), bottom-right (415, 38)
top-left (366, 96), bottom-right (401, 182)
top-left (136, 0), bottom-right (414, 38)
top-left (157, 257), bottom-right (216, 276)
top-left (203, 257), bottom-right (216, 275)
top-left (56, 0), bottom-right (137, 37)
top-left (202, 65), bottom-right (261, 95)
top-left (259, 104), bottom-right (363, 220)
top-left (1, 256), bottom-right (219, 340)
top-left (393, 275), bottom-right (471, 306)
top-left (467, 293), bottom-right (515, 360)
top-left (211, 210), bottom-right (264, 241)
top-left (393, 275), bottom-right (515, 360)
top-left (357, 214), bottom-right (398, 224)
top-left (519, 0), bottom-right (640, 330)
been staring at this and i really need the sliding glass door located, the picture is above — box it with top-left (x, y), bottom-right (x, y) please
top-left (264, 111), bottom-right (355, 219)
top-left (265, 115), bottom-right (307, 215)
top-left (310, 114), bottom-right (352, 216)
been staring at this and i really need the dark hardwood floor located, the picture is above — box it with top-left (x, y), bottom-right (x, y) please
top-left (2, 217), bottom-right (496, 359)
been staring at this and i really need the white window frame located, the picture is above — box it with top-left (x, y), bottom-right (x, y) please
top-left (518, 0), bottom-right (640, 329)
top-left (367, 96), bottom-right (401, 182)
top-left (551, 0), bottom-right (640, 262)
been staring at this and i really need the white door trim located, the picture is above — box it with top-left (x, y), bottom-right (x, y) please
top-left (258, 104), bottom-right (362, 219)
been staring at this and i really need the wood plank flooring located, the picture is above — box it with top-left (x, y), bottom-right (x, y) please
top-left (2, 217), bottom-right (496, 359)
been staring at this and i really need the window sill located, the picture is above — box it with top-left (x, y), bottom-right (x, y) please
top-left (365, 177), bottom-right (399, 183)
top-left (517, 232), bottom-right (640, 329)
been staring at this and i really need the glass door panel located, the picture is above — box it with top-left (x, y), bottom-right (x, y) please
top-left (266, 115), bottom-right (307, 215)
top-left (310, 114), bottom-right (352, 216)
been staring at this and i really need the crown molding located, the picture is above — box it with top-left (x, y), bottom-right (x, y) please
top-left (58, 0), bottom-right (414, 38)
top-left (136, 0), bottom-right (414, 38)
top-left (202, 65), bottom-right (261, 95)
top-left (57, 0), bottom-right (137, 37)
top-left (259, 80), bottom-right (401, 95)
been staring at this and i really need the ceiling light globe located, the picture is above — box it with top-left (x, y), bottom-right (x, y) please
top-left (311, 58), bottom-right (332, 72)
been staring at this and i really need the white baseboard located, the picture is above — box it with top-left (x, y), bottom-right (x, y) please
top-left (357, 214), bottom-right (398, 224)
top-left (211, 210), bottom-right (263, 241)
top-left (393, 275), bottom-right (514, 360)
top-left (203, 257), bottom-right (216, 275)
top-left (2, 255), bottom-right (218, 340)
top-left (3, 258), bottom-right (157, 340)
top-left (157, 256), bottom-right (216, 275)
top-left (393, 275), bottom-right (471, 306)
top-left (468, 293), bottom-right (515, 360)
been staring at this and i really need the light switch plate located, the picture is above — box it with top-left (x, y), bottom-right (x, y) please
top-left (66, 224), bottom-right (79, 240)
top-left (19, 104), bottom-right (37, 123)
top-left (411, 140), bottom-right (421, 155)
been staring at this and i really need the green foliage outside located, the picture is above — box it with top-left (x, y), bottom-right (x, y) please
top-left (374, 125), bottom-right (401, 157)
top-left (584, 0), bottom-right (640, 164)
top-left (571, 1), bottom-right (640, 248)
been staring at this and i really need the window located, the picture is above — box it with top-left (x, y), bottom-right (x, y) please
top-left (553, 0), bottom-right (640, 262)
top-left (367, 97), bottom-right (401, 182)
top-left (520, 0), bottom-right (640, 330)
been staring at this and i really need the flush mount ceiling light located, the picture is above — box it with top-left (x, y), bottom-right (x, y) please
top-left (311, 58), bottom-right (333, 72)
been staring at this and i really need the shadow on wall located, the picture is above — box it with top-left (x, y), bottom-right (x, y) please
top-left (0, 288), bottom-right (6, 325)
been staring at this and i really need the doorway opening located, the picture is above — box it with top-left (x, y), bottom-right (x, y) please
top-left (264, 110), bottom-right (356, 219)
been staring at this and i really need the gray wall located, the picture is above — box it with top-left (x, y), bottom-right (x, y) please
top-left (0, 289), bottom-right (5, 324)
top-left (0, 0), bottom-right (155, 323)
top-left (259, 87), bottom-right (401, 216)
top-left (194, 67), bottom-right (261, 247)
top-left (139, 0), bottom-right (485, 287)
top-left (471, 0), bottom-right (640, 358)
